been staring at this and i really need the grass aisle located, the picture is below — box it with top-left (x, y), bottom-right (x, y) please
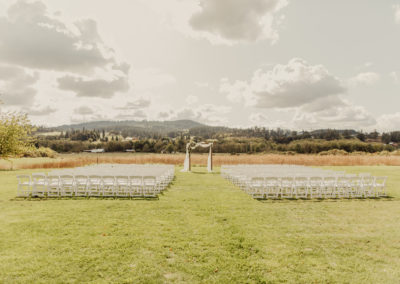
top-left (0, 166), bottom-right (400, 283)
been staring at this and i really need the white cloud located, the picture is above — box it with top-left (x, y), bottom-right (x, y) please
top-left (349, 72), bottom-right (380, 87)
top-left (73, 106), bottom-right (94, 115)
top-left (0, 0), bottom-right (122, 74)
top-left (0, 1), bottom-right (130, 105)
top-left (394, 4), bottom-right (400, 24)
top-left (292, 98), bottom-right (376, 129)
top-left (249, 112), bottom-right (287, 128)
top-left (220, 79), bottom-right (251, 104)
top-left (70, 113), bottom-right (110, 124)
top-left (157, 110), bottom-right (175, 120)
top-left (143, 0), bottom-right (288, 45)
top-left (57, 75), bottom-right (129, 98)
top-left (189, 0), bottom-right (288, 44)
top-left (222, 58), bottom-right (379, 129)
top-left (375, 112), bottom-right (400, 131)
top-left (0, 64), bottom-right (39, 105)
top-left (26, 105), bottom-right (57, 116)
top-left (113, 97), bottom-right (151, 120)
top-left (115, 109), bottom-right (147, 120)
top-left (248, 97), bottom-right (376, 130)
top-left (221, 58), bottom-right (345, 108)
top-left (249, 113), bottom-right (269, 124)
top-left (300, 95), bottom-right (346, 113)
top-left (115, 97), bottom-right (151, 110)
top-left (157, 104), bottom-right (231, 125)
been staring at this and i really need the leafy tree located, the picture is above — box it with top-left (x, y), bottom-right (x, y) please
top-left (142, 144), bottom-right (150, 152)
top-left (342, 130), bottom-right (353, 139)
top-left (367, 130), bottom-right (379, 140)
top-left (356, 132), bottom-right (366, 142)
top-left (0, 111), bottom-right (33, 158)
top-left (165, 143), bottom-right (175, 153)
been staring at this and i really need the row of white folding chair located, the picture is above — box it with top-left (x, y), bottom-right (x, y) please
top-left (222, 169), bottom-right (345, 179)
top-left (47, 175), bottom-right (160, 198)
top-left (17, 174), bottom-right (171, 198)
top-left (48, 168), bottom-right (174, 177)
top-left (222, 165), bottom-right (329, 173)
top-left (225, 170), bottom-right (353, 185)
top-left (221, 172), bottom-right (387, 199)
top-left (73, 175), bottom-right (163, 198)
top-left (243, 176), bottom-right (387, 199)
top-left (47, 164), bottom-right (174, 175)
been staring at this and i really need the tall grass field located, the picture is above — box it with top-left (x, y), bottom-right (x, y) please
top-left (1, 153), bottom-right (400, 170)
top-left (1, 165), bottom-right (400, 283)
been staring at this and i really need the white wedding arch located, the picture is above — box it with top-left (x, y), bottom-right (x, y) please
top-left (181, 141), bottom-right (214, 172)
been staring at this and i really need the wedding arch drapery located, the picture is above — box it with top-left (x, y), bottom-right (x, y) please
top-left (181, 142), bottom-right (213, 172)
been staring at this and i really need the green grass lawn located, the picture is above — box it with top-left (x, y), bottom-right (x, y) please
top-left (1, 166), bottom-right (400, 283)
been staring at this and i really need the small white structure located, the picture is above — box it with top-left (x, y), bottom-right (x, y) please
top-left (84, 149), bottom-right (105, 153)
top-left (181, 141), bottom-right (214, 172)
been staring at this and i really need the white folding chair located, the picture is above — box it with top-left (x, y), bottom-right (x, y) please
top-left (250, 177), bottom-right (264, 199)
top-left (87, 175), bottom-right (101, 197)
top-left (17, 175), bottom-right (31, 197)
top-left (143, 176), bottom-right (157, 198)
top-left (336, 176), bottom-right (351, 198)
top-left (129, 176), bottom-right (143, 198)
top-left (102, 176), bottom-right (116, 197)
top-left (280, 177), bottom-right (294, 198)
top-left (47, 175), bottom-right (60, 197)
top-left (32, 173), bottom-right (47, 197)
top-left (60, 175), bottom-right (74, 197)
top-left (264, 177), bottom-right (280, 199)
top-left (115, 176), bottom-right (130, 197)
top-left (309, 176), bottom-right (323, 198)
top-left (74, 175), bottom-right (88, 197)
top-left (360, 175), bottom-right (374, 198)
top-left (322, 177), bottom-right (337, 198)
top-left (294, 177), bottom-right (308, 199)
top-left (347, 175), bottom-right (362, 198)
top-left (374, 177), bottom-right (387, 197)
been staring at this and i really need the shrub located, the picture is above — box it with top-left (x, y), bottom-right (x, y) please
top-left (350, 151), bottom-right (367, 156)
top-left (22, 147), bottom-right (57, 158)
top-left (391, 150), bottom-right (400, 156)
top-left (379, 150), bottom-right (390, 156)
top-left (37, 147), bottom-right (57, 158)
top-left (318, 149), bottom-right (348, 156)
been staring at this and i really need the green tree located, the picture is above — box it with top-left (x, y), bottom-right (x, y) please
top-left (165, 143), bottom-right (175, 153)
top-left (356, 132), bottom-right (366, 142)
top-left (0, 111), bottom-right (33, 158)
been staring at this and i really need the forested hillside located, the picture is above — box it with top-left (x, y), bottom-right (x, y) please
top-left (32, 120), bottom-right (400, 155)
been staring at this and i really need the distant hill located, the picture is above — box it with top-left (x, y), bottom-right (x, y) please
top-left (49, 120), bottom-right (206, 136)
top-left (39, 119), bottom-right (371, 140)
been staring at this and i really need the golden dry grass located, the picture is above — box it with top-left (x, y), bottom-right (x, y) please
top-left (1, 153), bottom-right (400, 170)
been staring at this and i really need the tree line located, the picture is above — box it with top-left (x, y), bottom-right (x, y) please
top-left (2, 112), bottom-right (400, 158)
top-left (35, 136), bottom-right (395, 154)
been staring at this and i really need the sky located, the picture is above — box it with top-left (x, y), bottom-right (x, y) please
top-left (0, 0), bottom-right (400, 131)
